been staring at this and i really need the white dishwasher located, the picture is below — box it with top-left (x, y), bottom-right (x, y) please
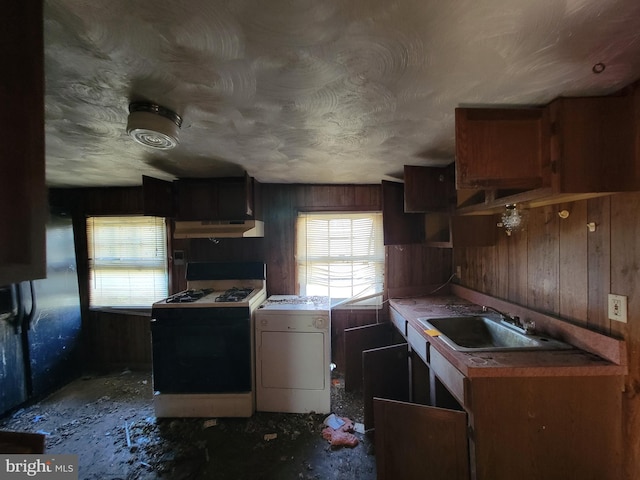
top-left (255, 295), bottom-right (331, 414)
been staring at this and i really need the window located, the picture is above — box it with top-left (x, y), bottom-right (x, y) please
top-left (296, 212), bottom-right (384, 305)
top-left (87, 216), bottom-right (168, 307)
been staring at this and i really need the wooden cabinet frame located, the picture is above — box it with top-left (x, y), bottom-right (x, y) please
top-left (347, 307), bottom-right (624, 480)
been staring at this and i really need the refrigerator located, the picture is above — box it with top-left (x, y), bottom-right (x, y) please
top-left (0, 212), bottom-right (82, 416)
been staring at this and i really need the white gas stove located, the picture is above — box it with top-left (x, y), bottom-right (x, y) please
top-left (151, 262), bottom-right (267, 418)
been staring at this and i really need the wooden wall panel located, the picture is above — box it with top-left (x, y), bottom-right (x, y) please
top-left (494, 231), bottom-right (510, 300)
top-left (260, 184), bottom-right (298, 295)
top-left (558, 201), bottom-right (588, 323)
top-left (507, 225), bottom-right (528, 305)
top-left (526, 206), bottom-right (559, 314)
top-left (86, 311), bottom-right (152, 371)
top-left (386, 244), bottom-right (452, 297)
top-left (587, 196), bottom-right (611, 334)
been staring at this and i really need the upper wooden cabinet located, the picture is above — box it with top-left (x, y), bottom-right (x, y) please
top-left (403, 165), bottom-right (455, 212)
top-left (455, 107), bottom-right (551, 190)
top-left (142, 175), bottom-right (175, 217)
top-left (455, 82), bottom-right (640, 214)
top-left (176, 174), bottom-right (257, 221)
top-left (0, 3), bottom-right (47, 285)
top-left (382, 181), bottom-right (425, 245)
top-left (142, 173), bottom-right (260, 221)
top-left (548, 94), bottom-right (637, 193)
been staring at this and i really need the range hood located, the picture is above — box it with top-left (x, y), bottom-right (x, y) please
top-left (173, 220), bottom-right (264, 239)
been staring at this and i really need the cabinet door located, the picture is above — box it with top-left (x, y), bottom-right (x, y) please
top-left (176, 177), bottom-right (253, 220)
top-left (374, 398), bottom-right (469, 480)
top-left (404, 165), bottom-right (454, 212)
top-left (0, 2), bottom-right (46, 285)
top-left (549, 95), bottom-right (637, 193)
top-left (143, 176), bottom-right (175, 217)
top-left (455, 108), bottom-right (551, 190)
top-left (382, 181), bottom-right (424, 245)
top-left (362, 343), bottom-right (410, 429)
top-left (344, 323), bottom-right (401, 391)
top-left (217, 175), bottom-right (253, 219)
top-left (176, 179), bottom-right (219, 220)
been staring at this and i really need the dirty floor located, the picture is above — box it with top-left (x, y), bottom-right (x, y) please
top-left (0, 370), bottom-right (376, 480)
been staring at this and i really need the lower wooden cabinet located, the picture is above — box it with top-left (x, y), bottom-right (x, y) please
top-left (374, 398), bottom-right (469, 480)
top-left (347, 309), bottom-right (623, 480)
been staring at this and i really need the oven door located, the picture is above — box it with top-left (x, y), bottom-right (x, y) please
top-left (151, 308), bottom-right (252, 394)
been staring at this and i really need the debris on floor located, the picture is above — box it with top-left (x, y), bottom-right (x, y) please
top-left (0, 370), bottom-right (375, 479)
top-left (321, 415), bottom-right (359, 448)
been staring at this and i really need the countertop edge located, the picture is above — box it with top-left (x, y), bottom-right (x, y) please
top-left (389, 293), bottom-right (627, 378)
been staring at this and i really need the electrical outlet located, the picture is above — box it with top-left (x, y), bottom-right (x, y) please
top-left (608, 294), bottom-right (628, 323)
top-left (455, 266), bottom-right (462, 278)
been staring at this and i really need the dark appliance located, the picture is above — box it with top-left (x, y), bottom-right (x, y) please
top-left (150, 262), bottom-right (266, 418)
top-left (0, 213), bottom-right (82, 416)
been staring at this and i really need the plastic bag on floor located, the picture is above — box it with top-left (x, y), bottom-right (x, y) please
top-left (321, 415), bottom-right (359, 448)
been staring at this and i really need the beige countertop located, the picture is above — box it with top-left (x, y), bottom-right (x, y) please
top-left (389, 292), bottom-right (627, 378)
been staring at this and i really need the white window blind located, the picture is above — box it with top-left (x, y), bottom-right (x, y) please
top-left (87, 216), bottom-right (168, 307)
top-left (296, 212), bottom-right (384, 304)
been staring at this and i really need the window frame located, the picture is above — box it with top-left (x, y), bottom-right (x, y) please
top-left (86, 215), bottom-right (169, 308)
top-left (295, 210), bottom-right (384, 306)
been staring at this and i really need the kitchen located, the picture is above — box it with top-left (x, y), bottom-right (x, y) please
top-left (2, 1), bottom-right (640, 479)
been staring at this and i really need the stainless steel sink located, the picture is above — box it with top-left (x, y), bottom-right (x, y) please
top-left (418, 315), bottom-right (573, 352)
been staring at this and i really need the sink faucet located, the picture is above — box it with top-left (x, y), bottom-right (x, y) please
top-left (482, 306), bottom-right (535, 334)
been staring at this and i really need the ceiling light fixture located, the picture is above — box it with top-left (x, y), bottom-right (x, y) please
top-left (126, 102), bottom-right (182, 150)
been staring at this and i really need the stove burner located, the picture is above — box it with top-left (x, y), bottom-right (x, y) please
top-left (165, 288), bottom-right (214, 303)
top-left (215, 287), bottom-right (254, 303)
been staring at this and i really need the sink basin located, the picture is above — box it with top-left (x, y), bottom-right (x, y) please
top-left (418, 316), bottom-right (573, 352)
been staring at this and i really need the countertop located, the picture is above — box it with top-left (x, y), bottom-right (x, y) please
top-left (389, 292), bottom-right (627, 378)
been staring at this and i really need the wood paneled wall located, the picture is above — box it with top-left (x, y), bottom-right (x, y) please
top-left (173, 183), bottom-right (448, 295)
top-left (170, 184), bottom-right (384, 292)
top-left (85, 311), bottom-right (152, 371)
top-left (454, 192), bottom-right (640, 479)
top-left (51, 184), bottom-right (452, 373)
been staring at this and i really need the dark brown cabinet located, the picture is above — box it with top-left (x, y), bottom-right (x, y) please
top-left (401, 165), bottom-right (497, 247)
top-left (403, 165), bottom-right (455, 212)
top-left (142, 175), bottom-right (175, 217)
top-left (454, 83), bottom-right (640, 214)
top-left (548, 94), bottom-right (637, 193)
top-left (142, 173), bottom-right (260, 221)
top-left (348, 307), bottom-right (623, 480)
top-left (455, 107), bottom-right (551, 191)
top-left (346, 315), bottom-right (470, 480)
top-left (0, 3), bottom-right (47, 285)
top-left (382, 181), bottom-right (424, 245)
top-left (176, 174), bottom-right (256, 221)
top-left (424, 214), bottom-right (497, 247)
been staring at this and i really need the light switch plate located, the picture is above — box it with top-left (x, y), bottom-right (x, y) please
top-left (608, 294), bottom-right (628, 323)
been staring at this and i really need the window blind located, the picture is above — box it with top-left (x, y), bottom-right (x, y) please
top-left (86, 216), bottom-right (168, 307)
top-left (296, 212), bottom-right (384, 303)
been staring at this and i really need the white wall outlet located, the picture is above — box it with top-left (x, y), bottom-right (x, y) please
top-left (608, 294), bottom-right (628, 323)
top-left (455, 265), bottom-right (462, 278)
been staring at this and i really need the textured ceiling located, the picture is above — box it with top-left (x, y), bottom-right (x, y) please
top-left (44, 0), bottom-right (640, 187)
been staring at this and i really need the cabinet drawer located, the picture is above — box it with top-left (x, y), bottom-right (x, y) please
top-left (430, 348), bottom-right (465, 406)
top-left (390, 309), bottom-right (407, 338)
top-left (407, 323), bottom-right (428, 364)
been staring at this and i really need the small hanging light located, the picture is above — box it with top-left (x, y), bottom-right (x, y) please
top-left (497, 204), bottom-right (527, 236)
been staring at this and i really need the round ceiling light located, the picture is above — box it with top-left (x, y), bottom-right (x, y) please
top-left (126, 102), bottom-right (182, 150)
